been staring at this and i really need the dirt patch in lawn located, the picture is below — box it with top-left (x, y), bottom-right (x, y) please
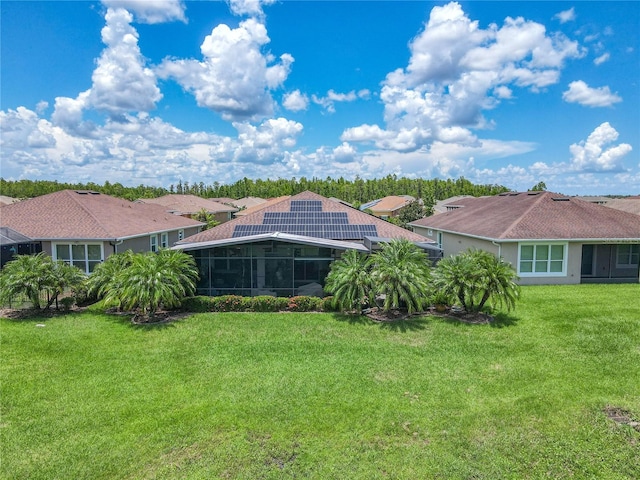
top-left (604, 406), bottom-right (640, 432)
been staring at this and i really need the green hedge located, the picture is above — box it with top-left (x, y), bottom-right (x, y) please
top-left (181, 295), bottom-right (334, 313)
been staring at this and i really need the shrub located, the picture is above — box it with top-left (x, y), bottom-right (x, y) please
top-left (251, 295), bottom-right (289, 312)
top-left (288, 295), bottom-right (322, 312)
top-left (181, 296), bottom-right (213, 313)
top-left (210, 295), bottom-right (249, 312)
top-left (321, 296), bottom-right (340, 312)
top-left (60, 296), bottom-right (76, 311)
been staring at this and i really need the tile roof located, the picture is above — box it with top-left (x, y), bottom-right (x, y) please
top-left (409, 191), bottom-right (640, 240)
top-left (0, 190), bottom-right (204, 240)
top-left (138, 194), bottom-right (237, 215)
top-left (179, 191), bottom-right (428, 245)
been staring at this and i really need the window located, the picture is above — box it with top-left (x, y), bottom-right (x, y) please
top-left (178, 229), bottom-right (184, 241)
top-left (54, 243), bottom-right (103, 274)
top-left (150, 235), bottom-right (158, 252)
top-left (160, 232), bottom-right (169, 249)
top-left (436, 232), bottom-right (443, 249)
top-left (519, 243), bottom-right (566, 275)
top-left (617, 244), bottom-right (639, 268)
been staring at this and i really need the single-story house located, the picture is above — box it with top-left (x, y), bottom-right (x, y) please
top-left (233, 196), bottom-right (290, 217)
top-left (360, 195), bottom-right (415, 219)
top-left (137, 194), bottom-right (238, 223)
top-left (408, 191), bottom-right (640, 285)
top-left (0, 190), bottom-right (203, 273)
top-left (175, 191), bottom-right (439, 297)
top-left (0, 227), bottom-right (42, 268)
top-left (0, 195), bottom-right (21, 207)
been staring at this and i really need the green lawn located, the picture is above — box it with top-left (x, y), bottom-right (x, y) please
top-left (1, 284), bottom-right (639, 479)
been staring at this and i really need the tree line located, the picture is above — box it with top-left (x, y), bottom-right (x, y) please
top-left (1, 175), bottom-right (509, 206)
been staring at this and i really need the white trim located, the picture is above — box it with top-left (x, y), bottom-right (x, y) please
top-left (517, 242), bottom-right (568, 277)
top-left (150, 234), bottom-right (158, 252)
top-left (52, 242), bottom-right (104, 274)
top-left (616, 244), bottom-right (640, 269)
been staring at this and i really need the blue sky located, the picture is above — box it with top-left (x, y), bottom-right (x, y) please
top-left (1, 1), bottom-right (638, 195)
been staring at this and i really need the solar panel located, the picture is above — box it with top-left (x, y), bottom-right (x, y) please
top-left (232, 200), bottom-right (378, 239)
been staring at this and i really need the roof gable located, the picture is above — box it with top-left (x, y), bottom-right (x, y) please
top-left (0, 190), bottom-right (203, 240)
top-left (409, 192), bottom-right (640, 240)
top-left (139, 194), bottom-right (237, 214)
top-left (179, 191), bottom-right (427, 245)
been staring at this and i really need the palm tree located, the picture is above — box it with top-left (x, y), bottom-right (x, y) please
top-left (102, 249), bottom-right (199, 320)
top-left (45, 260), bottom-right (86, 310)
top-left (86, 250), bottom-right (135, 301)
top-left (433, 249), bottom-right (519, 313)
top-left (370, 239), bottom-right (431, 314)
top-left (0, 253), bottom-right (54, 309)
top-left (324, 249), bottom-right (373, 313)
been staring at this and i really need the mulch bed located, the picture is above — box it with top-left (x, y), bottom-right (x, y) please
top-left (364, 306), bottom-right (493, 324)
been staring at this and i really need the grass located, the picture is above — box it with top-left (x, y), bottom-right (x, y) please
top-left (1, 284), bottom-right (639, 479)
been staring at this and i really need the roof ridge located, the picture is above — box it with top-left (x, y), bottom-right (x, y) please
top-left (499, 192), bottom-right (552, 239)
top-left (63, 190), bottom-right (116, 238)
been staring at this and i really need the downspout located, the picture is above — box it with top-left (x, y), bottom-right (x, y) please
top-left (491, 241), bottom-right (502, 259)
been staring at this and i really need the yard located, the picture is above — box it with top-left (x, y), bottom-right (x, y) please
top-left (1, 284), bottom-right (639, 479)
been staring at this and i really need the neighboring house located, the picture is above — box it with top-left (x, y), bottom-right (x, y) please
top-left (231, 196), bottom-right (268, 210)
top-left (137, 194), bottom-right (238, 223)
top-left (0, 190), bottom-right (203, 273)
top-left (0, 227), bottom-right (42, 268)
top-left (175, 191), bottom-right (438, 297)
top-left (233, 196), bottom-right (290, 217)
top-left (408, 191), bottom-right (640, 285)
top-left (0, 195), bottom-right (21, 207)
top-left (599, 198), bottom-right (640, 217)
top-left (360, 195), bottom-right (415, 219)
top-left (432, 195), bottom-right (475, 215)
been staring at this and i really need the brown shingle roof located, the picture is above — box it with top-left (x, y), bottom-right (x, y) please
top-left (234, 196), bottom-right (290, 216)
top-left (367, 195), bottom-right (414, 213)
top-left (179, 191), bottom-right (427, 244)
top-left (138, 194), bottom-right (237, 215)
top-left (409, 191), bottom-right (640, 240)
top-left (0, 190), bottom-right (203, 240)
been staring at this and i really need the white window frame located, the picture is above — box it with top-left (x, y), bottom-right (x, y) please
top-left (436, 231), bottom-right (443, 249)
top-left (53, 242), bottom-right (104, 274)
top-left (616, 244), bottom-right (640, 268)
top-left (150, 234), bottom-right (158, 252)
top-left (178, 229), bottom-right (184, 241)
top-left (518, 242), bottom-right (567, 276)
top-left (160, 232), bottom-right (169, 249)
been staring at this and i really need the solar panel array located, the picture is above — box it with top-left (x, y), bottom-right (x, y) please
top-left (232, 200), bottom-right (378, 240)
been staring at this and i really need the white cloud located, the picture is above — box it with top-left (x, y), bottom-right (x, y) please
top-left (101, 0), bottom-right (186, 24)
top-left (282, 90), bottom-right (309, 112)
top-left (233, 117), bottom-right (303, 163)
top-left (553, 7), bottom-right (575, 24)
top-left (311, 89), bottom-right (370, 113)
top-left (51, 7), bottom-right (162, 135)
top-left (346, 2), bottom-right (584, 155)
top-left (562, 80), bottom-right (622, 107)
top-left (332, 142), bottom-right (358, 163)
top-left (594, 52), bottom-right (610, 65)
top-left (569, 122), bottom-right (632, 171)
top-left (90, 8), bottom-right (162, 115)
top-left (227, 0), bottom-right (275, 18)
top-left (157, 18), bottom-right (293, 121)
